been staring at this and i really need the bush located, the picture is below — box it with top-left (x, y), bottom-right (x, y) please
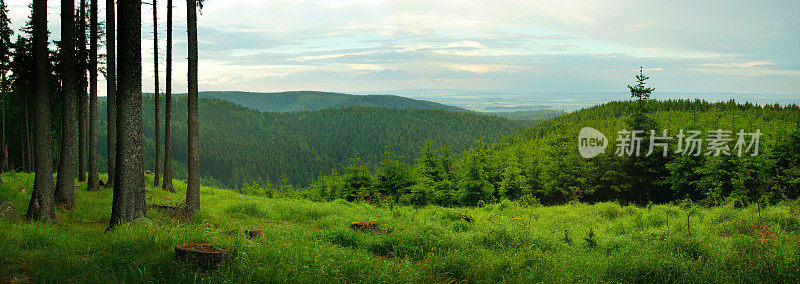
top-left (239, 182), bottom-right (273, 197)
top-left (594, 202), bottom-right (624, 220)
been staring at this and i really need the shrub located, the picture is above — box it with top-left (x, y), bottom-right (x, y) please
top-left (593, 202), bottom-right (624, 220)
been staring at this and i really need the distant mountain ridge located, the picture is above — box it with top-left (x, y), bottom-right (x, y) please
top-left (96, 96), bottom-right (523, 187)
top-left (181, 91), bottom-right (469, 113)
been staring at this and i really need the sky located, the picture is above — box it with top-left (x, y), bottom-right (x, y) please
top-left (5, 0), bottom-right (800, 99)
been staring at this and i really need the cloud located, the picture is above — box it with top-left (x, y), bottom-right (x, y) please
top-left (3, 0), bottom-right (798, 96)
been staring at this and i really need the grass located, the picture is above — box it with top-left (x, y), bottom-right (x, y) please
top-left (1, 171), bottom-right (799, 283)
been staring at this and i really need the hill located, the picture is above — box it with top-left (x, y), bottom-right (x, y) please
top-left (306, 99), bottom-right (800, 206)
top-left (96, 97), bottom-right (523, 188)
top-left (489, 100), bottom-right (799, 204)
top-left (191, 91), bottom-right (467, 113)
top-left (489, 109), bottom-right (564, 121)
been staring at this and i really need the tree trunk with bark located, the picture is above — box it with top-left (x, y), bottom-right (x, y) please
top-left (185, 0), bottom-right (200, 216)
top-left (87, 0), bottom-right (98, 191)
top-left (162, 0), bottom-right (173, 192)
top-left (77, 0), bottom-right (87, 182)
top-left (55, 0), bottom-right (77, 206)
top-left (153, 0), bottom-right (160, 187)
top-left (1, 73), bottom-right (6, 172)
top-left (19, 108), bottom-right (25, 171)
top-left (24, 93), bottom-right (31, 171)
top-left (0, 0), bottom-right (9, 172)
top-left (105, 0), bottom-right (116, 187)
top-left (27, 0), bottom-right (57, 221)
top-left (109, 0), bottom-right (145, 230)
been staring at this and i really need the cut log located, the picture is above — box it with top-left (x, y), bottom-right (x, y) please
top-left (174, 243), bottom-right (230, 270)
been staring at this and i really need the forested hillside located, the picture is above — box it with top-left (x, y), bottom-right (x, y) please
top-left (306, 100), bottom-right (800, 207)
top-left (490, 109), bottom-right (564, 121)
top-left (191, 91), bottom-right (467, 113)
top-left (95, 97), bottom-right (523, 188)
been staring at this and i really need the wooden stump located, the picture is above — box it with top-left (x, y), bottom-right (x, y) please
top-left (174, 243), bottom-right (230, 270)
top-left (350, 221), bottom-right (378, 231)
top-left (350, 221), bottom-right (393, 234)
top-left (0, 201), bottom-right (20, 221)
top-left (245, 227), bottom-right (264, 241)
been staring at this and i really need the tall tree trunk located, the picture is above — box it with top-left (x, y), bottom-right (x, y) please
top-left (185, 0), bottom-right (200, 216)
top-left (162, 0), bottom-right (173, 192)
top-left (1, 73), bottom-right (6, 172)
top-left (109, 0), bottom-right (145, 230)
top-left (19, 109), bottom-right (25, 171)
top-left (153, 0), bottom-right (160, 187)
top-left (77, 0), bottom-right (86, 182)
top-left (87, 0), bottom-right (98, 191)
top-left (19, 121), bottom-right (24, 171)
top-left (105, 0), bottom-right (116, 187)
top-left (24, 94), bottom-right (31, 171)
top-left (27, 0), bottom-right (57, 221)
top-left (55, 0), bottom-right (77, 206)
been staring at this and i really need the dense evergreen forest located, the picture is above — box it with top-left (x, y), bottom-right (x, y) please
top-left (3, 0), bottom-right (800, 282)
top-left (491, 109), bottom-right (564, 121)
top-left (93, 96), bottom-right (524, 188)
top-left (304, 99), bottom-right (800, 207)
top-left (193, 91), bottom-right (466, 113)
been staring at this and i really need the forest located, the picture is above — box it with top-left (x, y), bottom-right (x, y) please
top-left (0, 0), bottom-right (204, 228)
top-left (490, 108), bottom-right (564, 121)
top-left (300, 99), bottom-right (800, 207)
top-left (195, 91), bottom-right (466, 113)
top-left (104, 96), bottom-right (524, 187)
top-left (0, 0), bottom-right (799, 282)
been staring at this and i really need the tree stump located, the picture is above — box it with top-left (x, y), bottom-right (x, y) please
top-left (350, 221), bottom-right (378, 231)
top-left (174, 243), bottom-right (230, 270)
top-left (0, 201), bottom-right (20, 221)
top-left (245, 227), bottom-right (264, 241)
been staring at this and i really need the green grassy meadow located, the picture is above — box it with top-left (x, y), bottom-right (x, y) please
top-left (1, 171), bottom-right (799, 283)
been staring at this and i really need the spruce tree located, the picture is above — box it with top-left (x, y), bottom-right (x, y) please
top-left (0, 0), bottom-right (12, 171)
top-left (109, 0), bottom-right (146, 229)
top-left (55, 0), bottom-right (78, 205)
top-left (27, 0), bottom-right (57, 221)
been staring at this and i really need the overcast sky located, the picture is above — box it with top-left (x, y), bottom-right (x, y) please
top-left (5, 0), bottom-right (800, 97)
